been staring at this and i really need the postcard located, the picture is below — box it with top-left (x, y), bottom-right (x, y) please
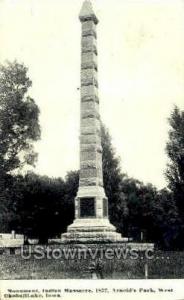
top-left (0, 0), bottom-right (184, 299)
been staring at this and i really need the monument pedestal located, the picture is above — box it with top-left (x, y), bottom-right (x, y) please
top-left (61, 186), bottom-right (128, 243)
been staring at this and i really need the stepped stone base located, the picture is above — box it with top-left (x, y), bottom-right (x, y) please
top-left (49, 242), bottom-right (154, 252)
top-left (61, 218), bottom-right (128, 243)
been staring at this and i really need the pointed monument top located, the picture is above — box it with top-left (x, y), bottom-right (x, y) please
top-left (79, 0), bottom-right (98, 24)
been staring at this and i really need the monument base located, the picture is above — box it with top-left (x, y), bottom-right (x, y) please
top-left (61, 218), bottom-right (128, 243)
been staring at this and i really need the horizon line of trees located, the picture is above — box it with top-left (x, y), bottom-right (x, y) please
top-left (0, 60), bottom-right (184, 250)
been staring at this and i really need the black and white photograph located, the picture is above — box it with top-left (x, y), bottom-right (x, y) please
top-left (0, 0), bottom-right (184, 298)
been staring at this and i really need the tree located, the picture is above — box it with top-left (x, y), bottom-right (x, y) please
top-left (155, 189), bottom-right (179, 249)
top-left (166, 106), bottom-right (184, 202)
top-left (0, 60), bottom-right (40, 233)
top-left (63, 171), bottom-right (79, 231)
top-left (0, 60), bottom-right (40, 175)
top-left (0, 174), bottom-right (15, 232)
top-left (165, 105), bottom-right (184, 248)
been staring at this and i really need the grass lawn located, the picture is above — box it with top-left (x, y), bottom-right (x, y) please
top-left (0, 250), bottom-right (184, 279)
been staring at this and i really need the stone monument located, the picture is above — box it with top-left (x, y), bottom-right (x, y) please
top-left (61, 0), bottom-right (127, 243)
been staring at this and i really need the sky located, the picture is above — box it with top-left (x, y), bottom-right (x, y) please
top-left (0, 0), bottom-right (184, 189)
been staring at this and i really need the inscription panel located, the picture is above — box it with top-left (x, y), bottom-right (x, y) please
top-left (80, 197), bottom-right (96, 218)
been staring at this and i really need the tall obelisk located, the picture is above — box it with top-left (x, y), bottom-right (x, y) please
top-left (61, 0), bottom-right (125, 242)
